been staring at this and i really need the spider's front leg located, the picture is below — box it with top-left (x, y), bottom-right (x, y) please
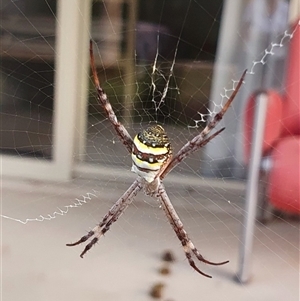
top-left (157, 183), bottom-right (229, 278)
top-left (90, 40), bottom-right (133, 153)
top-left (158, 70), bottom-right (247, 180)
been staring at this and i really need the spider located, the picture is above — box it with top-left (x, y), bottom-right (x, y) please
top-left (67, 40), bottom-right (246, 278)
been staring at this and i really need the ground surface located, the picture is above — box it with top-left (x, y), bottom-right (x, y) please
top-left (1, 176), bottom-right (299, 301)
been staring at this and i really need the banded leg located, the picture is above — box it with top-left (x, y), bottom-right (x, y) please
top-left (90, 40), bottom-right (133, 154)
top-left (159, 70), bottom-right (247, 180)
top-left (157, 183), bottom-right (229, 278)
top-left (159, 128), bottom-right (225, 181)
top-left (67, 178), bottom-right (143, 257)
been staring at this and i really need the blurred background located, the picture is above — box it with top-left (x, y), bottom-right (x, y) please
top-left (1, 0), bottom-right (299, 300)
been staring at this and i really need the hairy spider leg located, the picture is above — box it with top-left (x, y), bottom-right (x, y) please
top-left (90, 40), bottom-right (133, 153)
top-left (159, 128), bottom-right (225, 181)
top-left (157, 182), bottom-right (229, 278)
top-left (67, 178), bottom-right (143, 257)
top-left (159, 69), bottom-right (247, 180)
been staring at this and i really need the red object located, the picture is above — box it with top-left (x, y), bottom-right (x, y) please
top-left (281, 20), bottom-right (300, 137)
top-left (244, 20), bottom-right (300, 214)
top-left (244, 90), bottom-right (283, 162)
top-left (268, 137), bottom-right (300, 213)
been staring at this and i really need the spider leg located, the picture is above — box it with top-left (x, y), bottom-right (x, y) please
top-left (157, 183), bottom-right (228, 278)
top-left (159, 70), bottom-right (247, 180)
top-left (67, 178), bottom-right (143, 257)
top-left (90, 40), bottom-right (133, 154)
top-left (159, 127), bottom-right (225, 181)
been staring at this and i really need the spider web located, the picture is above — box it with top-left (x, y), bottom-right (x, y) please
top-left (1, 1), bottom-right (299, 301)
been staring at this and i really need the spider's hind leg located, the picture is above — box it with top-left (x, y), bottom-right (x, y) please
top-left (157, 183), bottom-right (229, 278)
top-left (66, 223), bottom-right (104, 257)
top-left (66, 179), bottom-right (143, 257)
top-left (179, 230), bottom-right (228, 278)
top-left (190, 241), bottom-right (229, 266)
top-left (182, 243), bottom-right (213, 278)
top-left (66, 230), bottom-right (95, 247)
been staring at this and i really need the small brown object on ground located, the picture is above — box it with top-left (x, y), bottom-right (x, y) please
top-left (149, 282), bottom-right (165, 299)
top-left (159, 264), bottom-right (171, 275)
top-left (162, 250), bottom-right (176, 263)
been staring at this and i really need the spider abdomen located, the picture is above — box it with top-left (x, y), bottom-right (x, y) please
top-left (131, 125), bottom-right (172, 183)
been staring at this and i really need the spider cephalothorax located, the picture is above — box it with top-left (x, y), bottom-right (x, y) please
top-left (131, 124), bottom-right (172, 183)
top-left (67, 40), bottom-right (247, 278)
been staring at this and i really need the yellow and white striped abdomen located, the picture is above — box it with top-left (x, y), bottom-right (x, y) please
top-left (131, 125), bottom-right (172, 183)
